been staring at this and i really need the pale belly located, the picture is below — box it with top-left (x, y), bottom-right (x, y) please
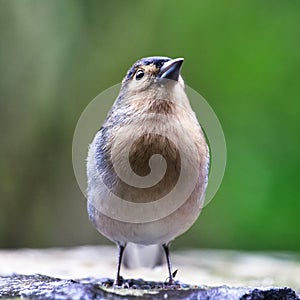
top-left (87, 115), bottom-right (209, 245)
top-left (87, 182), bottom-right (203, 245)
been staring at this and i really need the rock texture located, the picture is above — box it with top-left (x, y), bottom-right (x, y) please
top-left (0, 274), bottom-right (299, 300)
top-left (0, 246), bottom-right (299, 299)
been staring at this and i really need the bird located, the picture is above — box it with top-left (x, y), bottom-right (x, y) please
top-left (86, 56), bottom-right (210, 286)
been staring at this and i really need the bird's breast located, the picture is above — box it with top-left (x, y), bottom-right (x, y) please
top-left (87, 98), bottom-right (209, 244)
top-left (105, 107), bottom-right (208, 205)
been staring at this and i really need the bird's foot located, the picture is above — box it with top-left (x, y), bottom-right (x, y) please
top-left (164, 278), bottom-right (181, 288)
top-left (166, 278), bottom-right (175, 285)
top-left (113, 276), bottom-right (124, 287)
top-left (164, 269), bottom-right (180, 287)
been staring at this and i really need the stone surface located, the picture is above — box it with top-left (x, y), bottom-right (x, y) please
top-left (0, 246), bottom-right (299, 299)
top-left (0, 274), bottom-right (299, 300)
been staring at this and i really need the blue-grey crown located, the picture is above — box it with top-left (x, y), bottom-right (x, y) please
top-left (125, 56), bottom-right (171, 80)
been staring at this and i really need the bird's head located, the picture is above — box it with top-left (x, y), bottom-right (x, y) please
top-left (118, 57), bottom-right (185, 104)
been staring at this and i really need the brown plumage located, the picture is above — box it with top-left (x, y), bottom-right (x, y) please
top-left (87, 56), bottom-right (209, 285)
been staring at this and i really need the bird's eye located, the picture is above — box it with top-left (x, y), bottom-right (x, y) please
top-left (135, 69), bottom-right (144, 80)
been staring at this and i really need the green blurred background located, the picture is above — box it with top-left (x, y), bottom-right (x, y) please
top-left (0, 0), bottom-right (299, 251)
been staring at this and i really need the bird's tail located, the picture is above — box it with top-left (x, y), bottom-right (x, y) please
top-left (123, 243), bottom-right (165, 269)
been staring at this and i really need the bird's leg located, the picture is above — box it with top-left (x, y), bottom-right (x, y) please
top-left (114, 242), bottom-right (126, 286)
top-left (162, 243), bottom-right (175, 285)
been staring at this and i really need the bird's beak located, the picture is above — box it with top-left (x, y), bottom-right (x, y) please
top-left (159, 58), bottom-right (184, 81)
